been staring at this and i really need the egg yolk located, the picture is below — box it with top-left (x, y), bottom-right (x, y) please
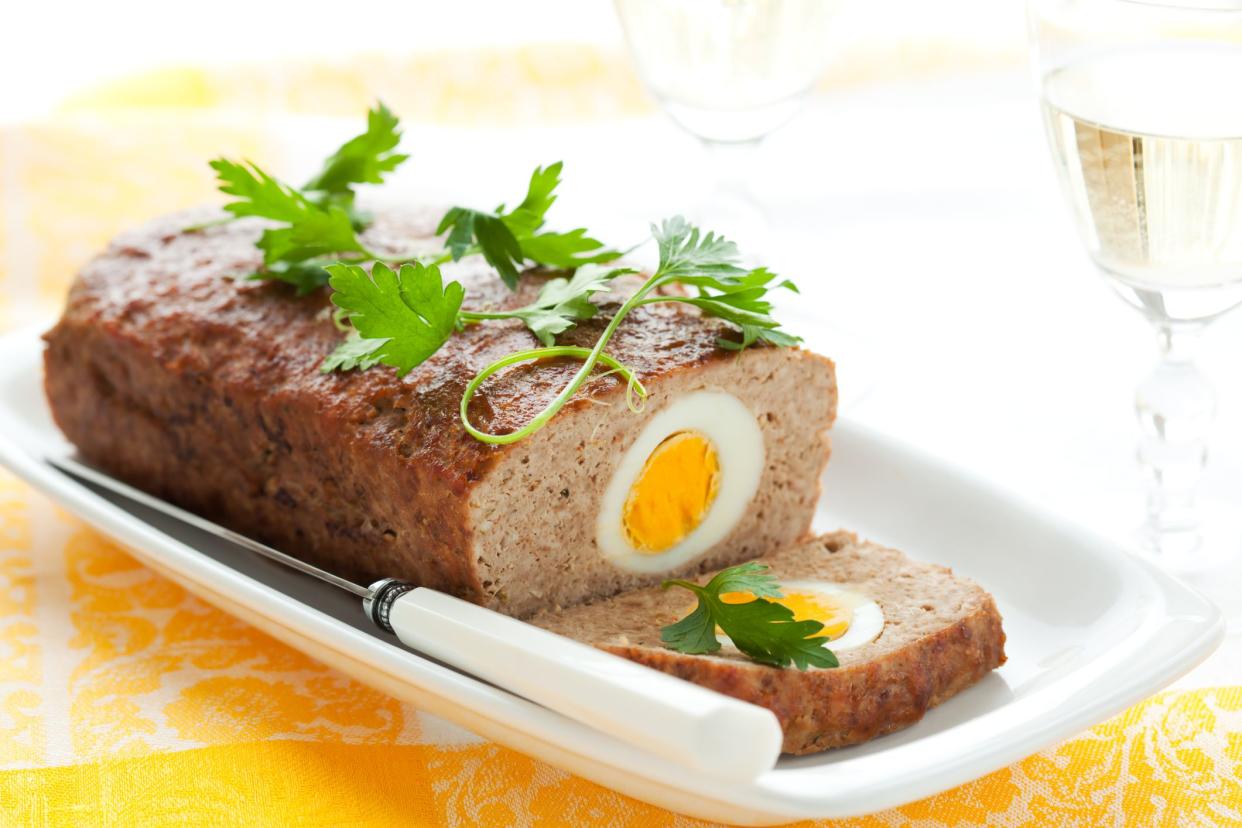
top-left (622, 431), bottom-right (721, 554)
top-left (720, 590), bottom-right (851, 640)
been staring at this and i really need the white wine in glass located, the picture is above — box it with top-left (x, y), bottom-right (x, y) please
top-left (614, 0), bottom-right (836, 249)
top-left (1031, 0), bottom-right (1242, 570)
top-left (1042, 48), bottom-right (1242, 313)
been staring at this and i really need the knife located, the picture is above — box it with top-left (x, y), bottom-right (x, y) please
top-left (46, 455), bottom-right (783, 780)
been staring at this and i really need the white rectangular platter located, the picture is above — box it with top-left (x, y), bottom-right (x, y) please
top-left (0, 327), bottom-right (1222, 824)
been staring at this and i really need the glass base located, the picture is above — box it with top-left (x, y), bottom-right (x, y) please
top-left (1133, 525), bottom-right (1211, 572)
top-left (1131, 500), bottom-right (1242, 633)
top-left (687, 187), bottom-right (770, 261)
top-left (686, 139), bottom-right (771, 259)
top-left (661, 94), bottom-right (808, 145)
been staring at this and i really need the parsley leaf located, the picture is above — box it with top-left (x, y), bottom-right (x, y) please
top-left (211, 158), bottom-right (319, 224)
top-left (324, 262), bottom-right (465, 376)
top-left (302, 102), bottom-right (408, 208)
top-left (651, 216), bottom-right (748, 284)
top-left (436, 162), bottom-right (618, 289)
top-left (643, 221), bottom-right (801, 349)
top-left (210, 157), bottom-right (370, 287)
top-left (437, 207), bottom-right (525, 288)
top-left (319, 332), bottom-right (388, 373)
top-left (324, 263), bottom-right (629, 374)
top-left (207, 103), bottom-right (412, 288)
top-left (662, 267), bottom-right (802, 349)
top-left (209, 102), bottom-right (407, 229)
top-left (502, 162), bottom-right (562, 237)
top-left (661, 563), bottom-right (839, 670)
top-left (500, 265), bottom-right (632, 346)
top-left (460, 216), bottom-right (803, 446)
top-left (520, 228), bottom-right (621, 270)
top-left (258, 262), bottom-right (338, 296)
top-left (257, 205), bottom-right (365, 266)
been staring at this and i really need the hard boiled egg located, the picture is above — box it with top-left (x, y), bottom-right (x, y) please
top-left (718, 581), bottom-right (884, 653)
top-left (596, 390), bottom-right (764, 574)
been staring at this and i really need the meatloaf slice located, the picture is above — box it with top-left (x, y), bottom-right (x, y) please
top-left (43, 207), bottom-right (836, 618)
top-left (529, 531), bottom-right (1007, 754)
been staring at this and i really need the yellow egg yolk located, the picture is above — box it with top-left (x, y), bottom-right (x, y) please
top-left (719, 590), bottom-right (852, 640)
top-left (622, 431), bottom-right (721, 554)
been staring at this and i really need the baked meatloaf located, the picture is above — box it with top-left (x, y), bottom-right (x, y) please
top-left (43, 208), bottom-right (837, 618)
top-left (529, 531), bottom-right (1007, 754)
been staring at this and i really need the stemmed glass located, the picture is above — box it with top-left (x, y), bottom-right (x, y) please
top-left (1029, 0), bottom-right (1242, 571)
top-left (613, 0), bottom-right (837, 251)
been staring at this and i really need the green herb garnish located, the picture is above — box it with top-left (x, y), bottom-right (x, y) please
top-left (321, 262), bottom-right (464, 375)
top-left (435, 162), bottom-right (619, 288)
top-left (457, 217), bottom-right (800, 444)
top-left (205, 102), bottom-right (414, 294)
top-left (302, 103), bottom-right (408, 218)
top-left (204, 104), bottom-right (802, 446)
top-left (660, 563), bottom-right (839, 670)
top-left (496, 263), bottom-right (629, 346)
top-left (323, 261), bottom-right (635, 373)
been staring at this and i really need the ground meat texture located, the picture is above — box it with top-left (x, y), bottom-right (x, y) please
top-left (43, 207), bottom-right (837, 618)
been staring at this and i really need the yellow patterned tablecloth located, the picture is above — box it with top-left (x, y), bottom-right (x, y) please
top-left (1, 50), bottom-right (1240, 827)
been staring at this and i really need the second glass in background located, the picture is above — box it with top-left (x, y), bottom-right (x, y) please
top-left (614, 0), bottom-right (837, 252)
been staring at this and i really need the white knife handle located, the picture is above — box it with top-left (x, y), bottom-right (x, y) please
top-left (374, 583), bottom-right (783, 779)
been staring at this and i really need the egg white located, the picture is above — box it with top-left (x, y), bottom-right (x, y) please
top-left (779, 581), bottom-right (885, 651)
top-left (716, 581), bottom-right (885, 657)
top-left (596, 390), bottom-right (765, 574)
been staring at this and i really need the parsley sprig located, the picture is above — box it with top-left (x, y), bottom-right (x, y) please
top-left (321, 262), bottom-right (465, 375)
top-left (302, 103), bottom-right (408, 218)
top-left (207, 102), bottom-right (416, 294)
top-left (457, 217), bottom-right (800, 444)
top-left (207, 107), bottom-right (618, 295)
top-left (322, 261), bottom-right (634, 373)
top-left (435, 162), bottom-right (619, 288)
top-left (495, 263), bottom-right (629, 346)
top-left (201, 104), bottom-right (802, 446)
top-left (661, 563), bottom-right (839, 670)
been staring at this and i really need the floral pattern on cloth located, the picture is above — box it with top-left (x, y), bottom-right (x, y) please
top-left (1, 510), bottom-right (1239, 826)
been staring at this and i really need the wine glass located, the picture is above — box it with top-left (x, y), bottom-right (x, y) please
top-left (1028, 0), bottom-right (1242, 571)
top-left (613, 0), bottom-right (837, 251)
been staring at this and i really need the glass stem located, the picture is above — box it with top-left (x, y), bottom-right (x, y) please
top-left (703, 139), bottom-right (759, 198)
top-left (695, 139), bottom-right (769, 257)
top-left (1134, 323), bottom-right (1216, 556)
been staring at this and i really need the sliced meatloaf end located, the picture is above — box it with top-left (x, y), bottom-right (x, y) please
top-left (43, 207), bottom-right (836, 618)
top-left (528, 531), bottom-right (1007, 754)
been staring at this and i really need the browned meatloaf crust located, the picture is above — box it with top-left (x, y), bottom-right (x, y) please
top-left (43, 207), bottom-right (837, 618)
top-left (530, 531), bottom-right (1007, 754)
